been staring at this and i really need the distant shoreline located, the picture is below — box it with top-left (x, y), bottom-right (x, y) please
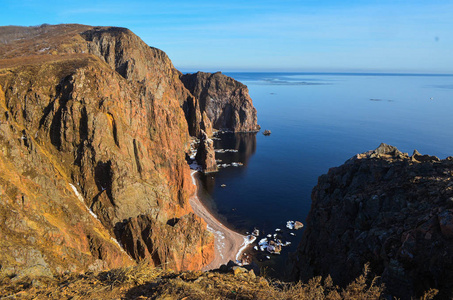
top-left (177, 70), bottom-right (453, 77)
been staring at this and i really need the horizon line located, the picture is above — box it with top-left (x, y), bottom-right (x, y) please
top-left (177, 68), bottom-right (453, 76)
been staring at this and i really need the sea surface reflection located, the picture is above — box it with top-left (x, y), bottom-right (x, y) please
top-left (197, 71), bottom-right (453, 279)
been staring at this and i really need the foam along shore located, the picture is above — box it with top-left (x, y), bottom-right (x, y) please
top-left (189, 170), bottom-right (251, 270)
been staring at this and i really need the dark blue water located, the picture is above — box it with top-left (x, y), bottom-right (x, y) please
top-left (198, 72), bottom-right (453, 278)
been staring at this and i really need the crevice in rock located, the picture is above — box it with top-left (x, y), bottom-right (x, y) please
top-left (133, 139), bottom-right (142, 174)
top-left (114, 216), bottom-right (161, 265)
top-left (22, 95), bottom-right (28, 122)
top-left (112, 118), bottom-right (119, 147)
top-left (79, 106), bottom-right (89, 142)
top-left (39, 101), bottom-right (54, 129)
top-left (166, 218), bottom-right (179, 227)
top-left (116, 60), bottom-right (129, 79)
top-left (94, 160), bottom-right (114, 205)
top-left (106, 112), bottom-right (119, 147)
top-left (87, 234), bottom-right (103, 260)
top-left (20, 129), bottom-right (29, 148)
top-left (50, 75), bottom-right (73, 150)
top-left (49, 109), bottom-right (62, 149)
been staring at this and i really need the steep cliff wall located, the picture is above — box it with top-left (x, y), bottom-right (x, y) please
top-left (180, 71), bottom-right (260, 134)
top-left (294, 143), bottom-right (453, 299)
top-left (0, 79), bottom-right (133, 277)
top-left (0, 24), bottom-right (214, 277)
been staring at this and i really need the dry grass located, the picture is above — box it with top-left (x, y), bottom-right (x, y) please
top-left (0, 263), bottom-right (439, 299)
top-left (98, 261), bottom-right (164, 286)
top-left (0, 53), bottom-right (92, 70)
top-left (150, 264), bottom-right (384, 300)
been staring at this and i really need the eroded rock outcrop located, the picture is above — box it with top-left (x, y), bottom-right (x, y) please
top-left (195, 130), bottom-right (218, 173)
top-left (293, 143), bottom-right (453, 299)
top-left (117, 213), bottom-right (214, 270)
top-left (0, 24), bottom-right (214, 277)
top-left (181, 71), bottom-right (260, 134)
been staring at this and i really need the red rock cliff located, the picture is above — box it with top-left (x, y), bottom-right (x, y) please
top-left (0, 24), bottom-right (214, 277)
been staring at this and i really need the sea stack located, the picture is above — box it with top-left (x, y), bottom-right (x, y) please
top-left (195, 130), bottom-right (218, 173)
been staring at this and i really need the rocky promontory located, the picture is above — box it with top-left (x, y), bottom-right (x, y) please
top-left (293, 143), bottom-right (453, 299)
top-left (181, 71), bottom-right (260, 134)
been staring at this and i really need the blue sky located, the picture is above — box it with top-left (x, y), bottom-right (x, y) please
top-left (1, 0), bottom-right (452, 73)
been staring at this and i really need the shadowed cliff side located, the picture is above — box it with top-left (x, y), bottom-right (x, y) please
top-left (0, 24), bottom-right (214, 277)
top-left (293, 143), bottom-right (453, 299)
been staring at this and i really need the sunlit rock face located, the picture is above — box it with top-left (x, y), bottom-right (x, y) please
top-left (0, 24), bottom-right (214, 277)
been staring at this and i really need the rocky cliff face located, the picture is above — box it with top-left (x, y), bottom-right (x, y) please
top-left (180, 71), bottom-right (260, 135)
top-left (0, 24), bottom-right (214, 277)
top-left (293, 143), bottom-right (453, 299)
top-left (0, 57), bottom-right (134, 277)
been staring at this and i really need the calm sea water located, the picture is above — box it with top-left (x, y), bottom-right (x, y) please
top-left (198, 72), bottom-right (453, 278)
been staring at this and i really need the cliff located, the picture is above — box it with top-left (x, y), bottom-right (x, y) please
top-left (0, 24), bottom-right (215, 278)
top-left (293, 143), bottom-right (453, 299)
top-left (180, 71), bottom-right (260, 135)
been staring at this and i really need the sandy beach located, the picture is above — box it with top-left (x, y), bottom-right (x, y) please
top-left (189, 170), bottom-right (249, 270)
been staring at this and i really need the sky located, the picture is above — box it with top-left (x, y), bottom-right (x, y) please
top-left (1, 0), bottom-right (452, 73)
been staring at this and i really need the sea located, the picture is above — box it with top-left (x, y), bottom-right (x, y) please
top-left (196, 72), bottom-right (453, 279)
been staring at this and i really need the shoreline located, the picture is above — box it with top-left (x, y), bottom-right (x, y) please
top-left (189, 170), bottom-right (252, 270)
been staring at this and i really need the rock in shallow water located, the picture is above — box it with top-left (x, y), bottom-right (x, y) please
top-left (294, 221), bottom-right (304, 230)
